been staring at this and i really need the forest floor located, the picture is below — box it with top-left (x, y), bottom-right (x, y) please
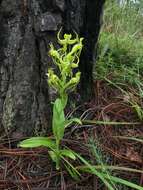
top-left (0, 81), bottom-right (143, 189)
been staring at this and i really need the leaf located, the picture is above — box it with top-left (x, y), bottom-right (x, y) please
top-left (52, 98), bottom-right (65, 142)
top-left (48, 151), bottom-right (57, 162)
top-left (49, 150), bottom-right (60, 170)
top-left (103, 174), bottom-right (143, 190)
top-left (62, 157), bottom-right (81, 180)
top-left (82, 167), bottom-right (143, 190)
top-left (114, 136), bottom-right (143, 143)
top-left (82, 120), bottom-right (140, 125)
top-left (65, 118), bottom-right (82, 128)
top-left (61, 93), bottom-right (68, 109)
top-left (18, 137), bottom-right (56, 150)
top-left (64, 163), bottom-right (80, 180)
top-left (60, 149), bottom-right (76, 160)
top-left (78, 165), bottom-right (143, 174)
top-left (74, 152), bottom-right (115, 190)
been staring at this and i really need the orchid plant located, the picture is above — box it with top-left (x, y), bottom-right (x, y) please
top-left (19, 29), bottom-right (83, 177)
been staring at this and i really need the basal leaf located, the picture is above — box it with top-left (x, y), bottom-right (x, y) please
top-left (18, 137), bottom-right (56, 150)
top-left (60, 149), bottom-right (76, 160)
top-left (49, 150), bottom-right (57, 162)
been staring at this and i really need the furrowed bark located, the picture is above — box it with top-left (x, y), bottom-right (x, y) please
top-left (0, 0), bottom-right (105, 136)
top-left (64, 0), bottom-right (105, 101)
top-left (0, 0), bottom-right (63, 136)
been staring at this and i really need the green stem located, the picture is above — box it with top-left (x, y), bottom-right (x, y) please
top-left (55, 139), bottom-right (60, 170)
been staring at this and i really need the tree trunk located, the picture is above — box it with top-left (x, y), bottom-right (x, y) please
top-left (64, 0), bottom-right (105, 101)
top-left (0, 0), bottom-right (105, 137)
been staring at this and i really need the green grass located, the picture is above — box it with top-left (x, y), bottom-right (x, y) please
top-left (90, 1), bottom-right (143, 189)
top-left (81, 139), bottom-right (143, 190)
top-left (94, 0), bottom-right (143, 91)
top-left (94, 33), bottom-right (143, 87)
top-left (103, 0), bottom-right (143, 37)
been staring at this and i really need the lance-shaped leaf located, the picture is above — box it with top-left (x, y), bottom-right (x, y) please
top-left (60, 149), bottom-right (76, 160)
top-left (52, 98), bottom-right (65, 142)
top-left (18, 137), bottom-right (56, 150)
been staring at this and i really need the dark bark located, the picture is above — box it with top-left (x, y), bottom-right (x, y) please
top-left (0, 0), bottom-right (105, 136)
top-left (64, 0), bottom-right (105, 101)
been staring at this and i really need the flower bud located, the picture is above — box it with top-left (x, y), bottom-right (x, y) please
top-left (71, 63), bottom-right (78, 68)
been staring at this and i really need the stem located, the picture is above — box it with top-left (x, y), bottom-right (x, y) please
top-left (55, 139), bottom-right (60, 170)
top-left (61, 93), bottom-right (68, 109)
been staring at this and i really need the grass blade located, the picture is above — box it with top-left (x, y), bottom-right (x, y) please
top-left (82, 120), bottom-right (140, 125)
top-left (103, 174), bottom-right (143, 190)
top-left (74, 152), bottom-right (115, 190)
top-left (78, 165), bottom-right (143, 174)
top-left (112, 136), bottom-right (143, 143)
